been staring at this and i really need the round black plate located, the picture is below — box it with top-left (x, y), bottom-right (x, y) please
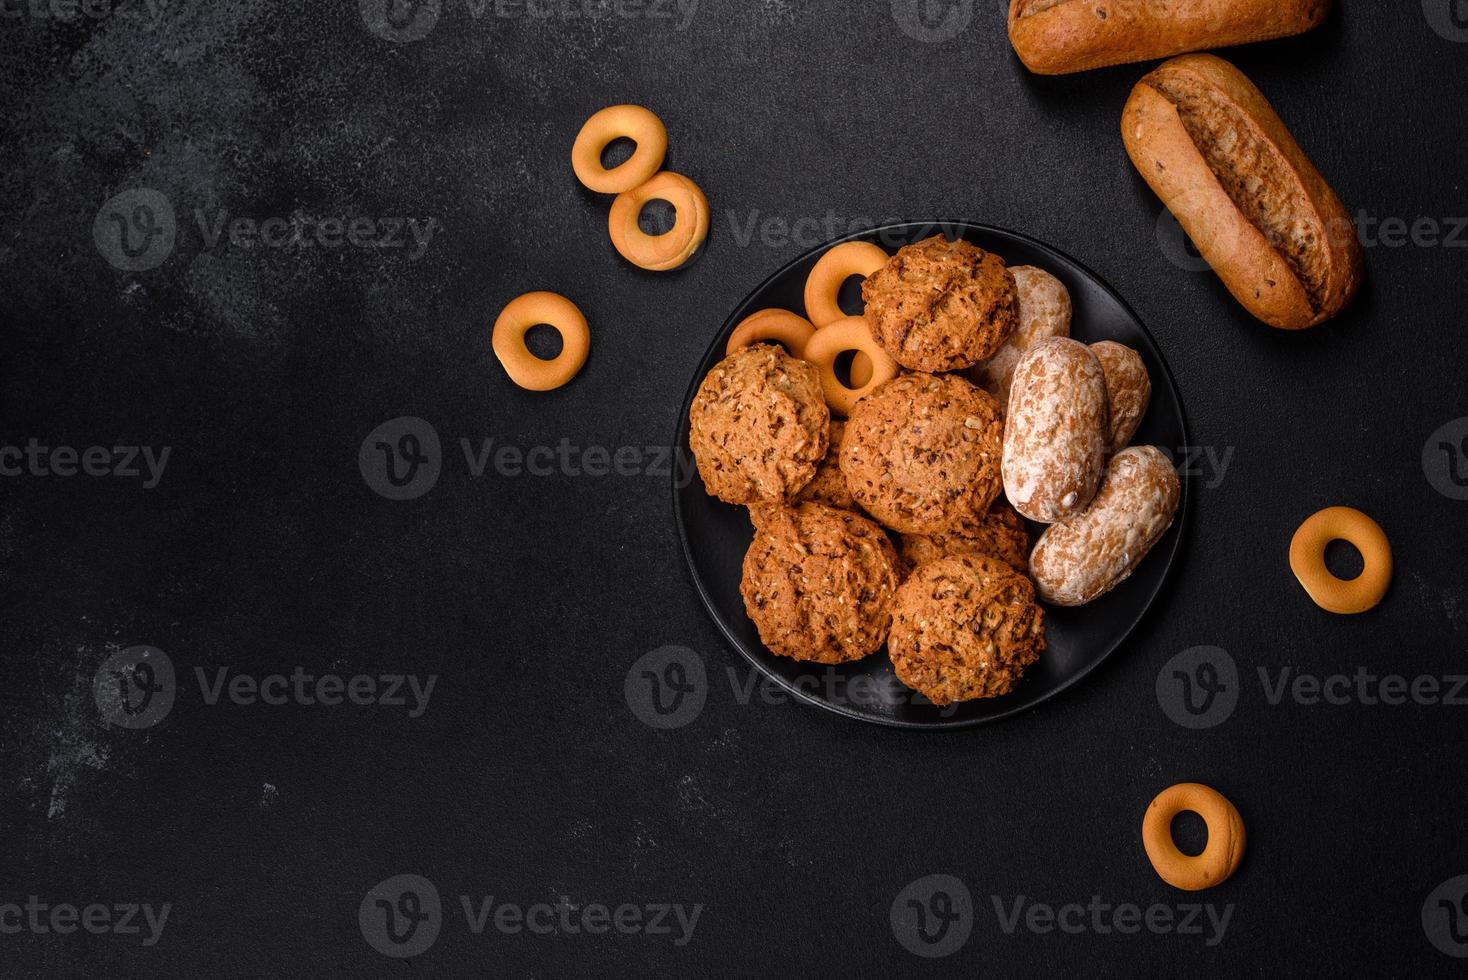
top-left (673, 221), bottom-right (1190, 730)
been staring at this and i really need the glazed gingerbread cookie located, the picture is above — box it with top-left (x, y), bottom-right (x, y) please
top-left (840, 372), bottom-right (1004, 534)
top-left (862, 235), bottom-right (1019, 372)
top-left (888, 554), bottom-right (1046, 704)
top-left (741, 502), bottom-right (902, 664)
top-left (688, 344), bottom-right (829, 506)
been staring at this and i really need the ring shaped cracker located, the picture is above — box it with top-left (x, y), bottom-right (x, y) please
top-left (1142, 783), bottom-right (1246, 892)
top-left (1288, 506), bottom-right (1392, 614)
top-left (492, 291), bottom-right (590, 391)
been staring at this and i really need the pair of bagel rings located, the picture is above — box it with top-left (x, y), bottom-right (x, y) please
top-left (572, 105), bottom-right (708, 271)
top-left (802, 241), bottom-right (889, 389)
top-left (725, 308), bottom-right (897, 418)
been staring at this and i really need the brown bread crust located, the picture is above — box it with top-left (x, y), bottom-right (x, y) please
top-left (1009, 0), bottom-right (1332, 75)
top-left (1121, 54), bottom-right (1362, 329)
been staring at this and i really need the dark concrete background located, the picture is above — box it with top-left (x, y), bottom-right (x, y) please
top-left (3, 0), bottom-right (1467, 975)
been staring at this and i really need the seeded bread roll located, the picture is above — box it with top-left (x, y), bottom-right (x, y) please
top-left (1009, 0), bottom-right (1332, 76)
top-left (1121, 54), bottom-right (1363, 329)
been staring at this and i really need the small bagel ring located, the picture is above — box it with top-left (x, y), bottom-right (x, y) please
top-left (1289, 506), bottom-right (1393, 614)
top-left (608, 171), bottom-right (709, 272)
top-left (803, 241), bottom-right (888, 326)
top-left (492, 291), bottom-right (590, 392)
top-left (804, 242), bottom-right (888, 385)
top-left (1142, 783), bottom-right (1246, 892)
top-left (801, 316), bottom-right (899, 417)
top-left (726, 309), bottom-right (816, 358)
top-left (571, 105), bottom-right (668, 194)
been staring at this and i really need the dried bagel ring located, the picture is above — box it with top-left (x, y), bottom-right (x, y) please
top-left (607, 171), bottom-right (709, 271)
top-left (1142, 783), bottom-right (1246, 892)
top-left (571, 105), bottom-right (667, 194)
top-left (726, 309), bottom-right (816, 358)
top-left (801, 316), bottom-right (899, 417)
top-left (1289, 506), bottom-right (1392, 614)
top-left (492, 291), bottom-right (590, 391)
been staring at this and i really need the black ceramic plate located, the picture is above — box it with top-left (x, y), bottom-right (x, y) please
top-left (673, 221), bottom-right (1189, 729)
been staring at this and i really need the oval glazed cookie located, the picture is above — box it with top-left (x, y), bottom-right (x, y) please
top-left (965, 265), bottom-right (1072, 405)
top-left (1030, 445), bottom-right (1180, 606)
top-left (688, 344), bottom-right (829, 506)
top-left (841, 372), bottom-right (1005, 534)
top-left (741, 503), bottom-right (902, 664)
top-left (1090, 340), bottom-right (1152, 454)
top-left (1002, 337), bottom-right (1109, 523)
top-left (889, 554), bottom-right (1046, 704)
top-left (862, 236), bottom-right (1019, 373)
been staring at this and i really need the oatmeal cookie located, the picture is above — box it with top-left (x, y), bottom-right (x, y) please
top-left (862, 235), bottom-right (1019, 372)
top-left (888, 554), bottom-right (1046, 705)
top-left (795, 419), bottom-right (855, 511)
top-left (898, 501), bottom-right (1030, 571)
top-left (741, 503), bottom-right (902, 664)
top-left (689, 344), bottom-right (829, 505)
top-left (840, 372), bottom-right (1004, 534)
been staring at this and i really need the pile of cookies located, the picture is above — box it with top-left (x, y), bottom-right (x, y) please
top-left (688, 235), bottom-right (1180, 706)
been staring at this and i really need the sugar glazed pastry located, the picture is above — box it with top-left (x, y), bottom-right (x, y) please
top-left (1122, 54), bottom-right (1362, 329)
top-left (1008, 0), bottom-right (1332, 76)
top-left (888, 555), bottom-right (1046, 704)
top-left (740, 503), bottom-right (902, 664)
top-left (965, 265), bottom-right (1072, 405)
top-left (1090, 340), bottom-right (1151, 454)
top-left (841, 373), bottom-right (1005, 534)
top-left (862, 236), bottom-right (1019, 373)
top-left (688, 344), bottom-right (829, 506)
top-left (1030, 445), bottom-right (1181, 606)
top-left (1002, 337), bottom-right (1109, 523)
top-left (898, 501), bottom-right (1031, 572)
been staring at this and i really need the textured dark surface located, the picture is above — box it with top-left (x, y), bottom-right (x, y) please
top-left (2, 1), bottom-right (1467, 976)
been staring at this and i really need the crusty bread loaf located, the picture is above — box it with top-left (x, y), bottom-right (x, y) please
top-left (1121, 54), bottom-right (1363, 329)
top-left (1008, 0), bottom-right (1332, 75)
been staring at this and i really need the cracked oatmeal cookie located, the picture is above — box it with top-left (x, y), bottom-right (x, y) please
top-left (740, 502), bottom-right (901, 664)
top-left (689, 344), bottom-right (829, 506)
top-left (888, 554), bottom-right (1046, 704)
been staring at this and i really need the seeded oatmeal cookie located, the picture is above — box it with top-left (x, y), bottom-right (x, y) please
top-left (888, 554), bottom-right (1046, 705)
top-left (688, 344), bottom-right (829, 506)
top-left (740, 502), bottom-right (901, 664)
top-left (840, 372), bottom-right (1004, 534)
top-left (898, 500), bottom-right (1031, 572)
top-left (795, 419), bottom-right (856, 511)
top-left (862, 235), bottom-right (1019, 372)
